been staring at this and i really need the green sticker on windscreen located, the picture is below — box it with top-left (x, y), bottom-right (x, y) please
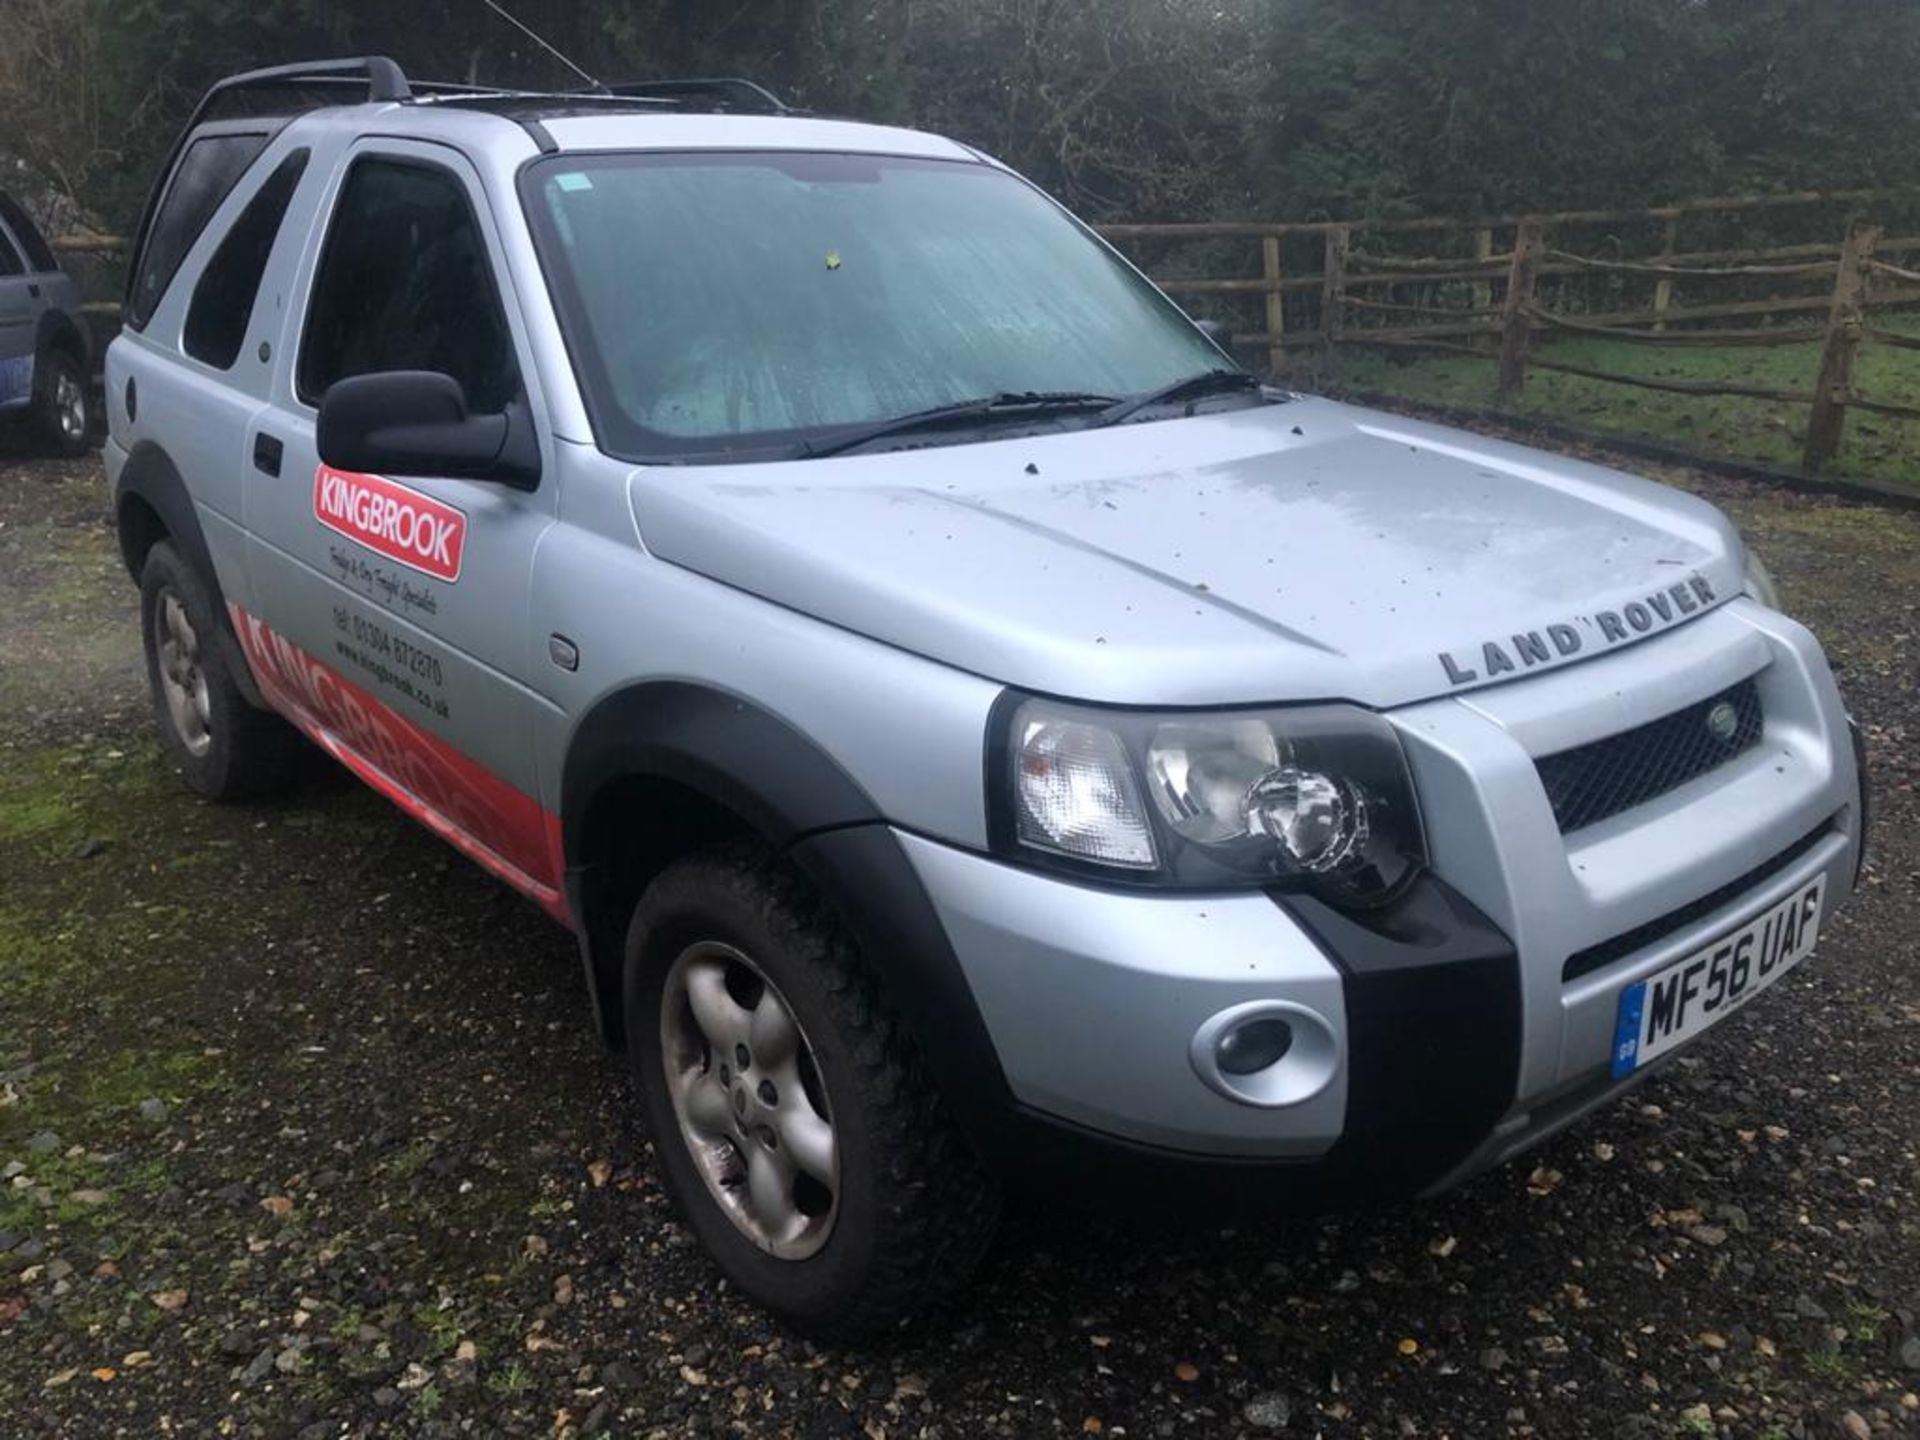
top-left (553, 172), bottom-right (593, 193)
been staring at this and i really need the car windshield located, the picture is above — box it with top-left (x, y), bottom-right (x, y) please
top-left (522, 151), bottom-right (1232, 462)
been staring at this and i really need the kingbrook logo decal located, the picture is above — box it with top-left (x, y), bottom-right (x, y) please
top-left (313, 465), bottom-right (466, 582)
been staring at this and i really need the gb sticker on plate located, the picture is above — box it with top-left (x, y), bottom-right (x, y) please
top-left (313, 464), bottom-right (467, 582)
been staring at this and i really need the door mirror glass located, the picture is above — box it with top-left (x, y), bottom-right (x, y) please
top-left (316, 370), bottom-right (539, 489)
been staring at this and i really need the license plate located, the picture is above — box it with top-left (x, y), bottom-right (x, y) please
top-left (1610, 877), bottom-right (1825, 1078)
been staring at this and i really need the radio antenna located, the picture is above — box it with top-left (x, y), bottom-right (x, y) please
top-left (479, 0), bottom-right (608, 93)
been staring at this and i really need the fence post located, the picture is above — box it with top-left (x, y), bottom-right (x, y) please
top-left (1472, 226), bottom-right (1494, 347)
top-left (1803, 222), bottom-right (1880, 473)
top-left (1261, 233), bottom-right (1286, 376)
top-left (1321, 225), bottom-right (1350, 346)
top-left (1652, 217), bottom-right (1679, 333)
top-left (1497, 219), bottom-right (1544, 399)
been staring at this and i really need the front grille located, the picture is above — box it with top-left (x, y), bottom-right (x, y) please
top-left (1535, 678), bottom-right (1764, 834)
top-left (1561, 820), bottom-right (1833, 983)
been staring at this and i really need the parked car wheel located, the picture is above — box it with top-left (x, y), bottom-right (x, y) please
top-left (31, 346), bottom-right (91, 456)
top-left (139, 541), bottom-right (303, 799)
top-left (625, 844), bottom-right (1001, 1337)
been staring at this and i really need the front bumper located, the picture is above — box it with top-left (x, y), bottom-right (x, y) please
top-left (889, 600), bottom-right (1862, 1207)
top-left (900, 831), bottom-right (1526, 1205)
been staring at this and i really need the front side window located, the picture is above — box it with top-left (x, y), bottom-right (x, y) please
top-left (298, 158), bottom-right (519, 412)
top-left (0, 225), bottom-right (22, 278)
top-left (185, 150), bottom-right (310, 370)
top-left (522, 152), bottom-right (1226, 462)
top-left (129, 132), bottom-right (271, 328)
top-left (0, 195), bottom-right (56, 273)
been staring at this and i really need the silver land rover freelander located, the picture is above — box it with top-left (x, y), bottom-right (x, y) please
top-left (106, 58), bottom-right (1867, 1335)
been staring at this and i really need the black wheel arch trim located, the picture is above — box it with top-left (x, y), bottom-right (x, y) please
top-left (559, 679), bottom-right (878, 1042)
top-left (36, 310), bottom-right (92, 373)
top-left (115, 440), bottom-right (266, 709)
top-left (559, 682), bottom-right (1018, 1151)
top-left (559, 681), bottom-right (883, 862)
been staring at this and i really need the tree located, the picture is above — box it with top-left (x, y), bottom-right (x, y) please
top-left (1255, 0), bottom-right (1920, 219)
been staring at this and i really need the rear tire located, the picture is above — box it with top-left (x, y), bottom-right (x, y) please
top-left (31, 347), bottom-right (91, 457)
top-left (139, 541), bottom-right (302, 800)
top-left (625, 843), bottom-right (1000, 1337)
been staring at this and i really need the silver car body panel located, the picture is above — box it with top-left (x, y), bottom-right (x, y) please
top-left (629, 399), bottom-right (1743, 710)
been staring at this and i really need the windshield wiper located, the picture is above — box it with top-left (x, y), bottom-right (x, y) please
top-left (1095, 369), bottom-right (1264, 429)
top-left (795, 391), bottom-right (1118, 460)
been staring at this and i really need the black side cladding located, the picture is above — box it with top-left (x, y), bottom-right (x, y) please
top-left (114, 442), bottom-right (265, 710)
top-left (1850, 717), bottom-right (1870, 885)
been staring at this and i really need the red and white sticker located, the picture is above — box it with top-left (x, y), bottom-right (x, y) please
top-left (229, 603), bottom-right (567, 921)
top-left (313, 465), bottom-right (467, 582)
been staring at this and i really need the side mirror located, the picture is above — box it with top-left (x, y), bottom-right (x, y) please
top-left (317, 371), bottom-right (540, 490)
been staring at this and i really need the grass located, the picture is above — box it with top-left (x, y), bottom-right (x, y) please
top-left (1321, 316), bottom-right (1920, 487)
top-left (1843, 1301), bottom-right (1890, 1344)
top-left (486, 1362), bottom-right (536, 1397)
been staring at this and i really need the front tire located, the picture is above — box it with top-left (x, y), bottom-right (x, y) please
top-left (31, 347), bottom-right (91, 457)
top-left (625, 844), bottom-right (1000, 1337)
top-left (139, 541), bottom-right (302, 800)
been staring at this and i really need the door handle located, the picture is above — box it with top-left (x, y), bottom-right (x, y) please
top-left (252, 432), bottom-right (284, 477)
top-left (27, 284), bottom-right (39, 299)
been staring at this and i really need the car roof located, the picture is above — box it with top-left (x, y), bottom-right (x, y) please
top-left (272, 97), bottom-right (978, 165)
top-left (160, 58), bottom-right (987, 178)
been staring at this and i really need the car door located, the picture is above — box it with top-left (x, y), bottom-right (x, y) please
top-left (240, 140), bottom-right (565, 914)
top-left (0, 216), bottom-right (36, 410)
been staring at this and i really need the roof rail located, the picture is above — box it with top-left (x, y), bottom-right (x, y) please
top-left (190, 56), bottom-right (412, 121)
top-left (603, 78), bottom-right (789, 114)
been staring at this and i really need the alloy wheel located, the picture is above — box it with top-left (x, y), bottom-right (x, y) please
top-left (154, 588), bottom-right (213, 757)
top-left (658, 940), bottom-right (839, 1260)
top-left (54, 368), bottom-right (86, 442)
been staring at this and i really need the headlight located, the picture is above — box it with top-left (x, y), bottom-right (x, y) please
top-left (995, 696), bottom-right (1426, 905)
top-left (1744, 547), bottom-right (1781, 609)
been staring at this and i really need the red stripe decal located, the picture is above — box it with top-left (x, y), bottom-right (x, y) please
top-left (229, 603), bottom-right (570, 924)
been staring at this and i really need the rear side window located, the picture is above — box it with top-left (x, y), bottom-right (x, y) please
top-left (0, 195), bottom-right (57, 272)
top-left (298, 158), bottom-right (519, 412)
top-left (184, 150), bottom-right (310, 370)
top-left (129, 132), bottom-right (270, 329)
top-left (0, 226), bottom-right (21, 277)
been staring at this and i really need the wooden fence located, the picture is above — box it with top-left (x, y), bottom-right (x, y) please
top-left (55, 186), bottom-right (1920, 474)
top-left (1095, 188), bottom-right (1920, 473)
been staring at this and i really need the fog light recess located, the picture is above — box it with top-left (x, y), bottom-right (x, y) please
top-left (1189, 1001), bottom-right (1340, 1108)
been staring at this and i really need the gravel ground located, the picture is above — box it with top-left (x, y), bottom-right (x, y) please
top-left (0, 430), bottom-right (1916, 1440)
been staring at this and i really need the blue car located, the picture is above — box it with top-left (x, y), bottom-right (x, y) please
top-left (0, 191), bottom-right (94, 454)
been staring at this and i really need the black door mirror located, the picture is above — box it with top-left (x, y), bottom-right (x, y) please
top-left (316, 371), bottom-right (540, 489)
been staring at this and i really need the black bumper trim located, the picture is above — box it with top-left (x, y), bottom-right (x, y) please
top-left (1850, 716), bottom-right (1870, 885)
top-left (1279, 875), bottom-right (1522, 1200)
